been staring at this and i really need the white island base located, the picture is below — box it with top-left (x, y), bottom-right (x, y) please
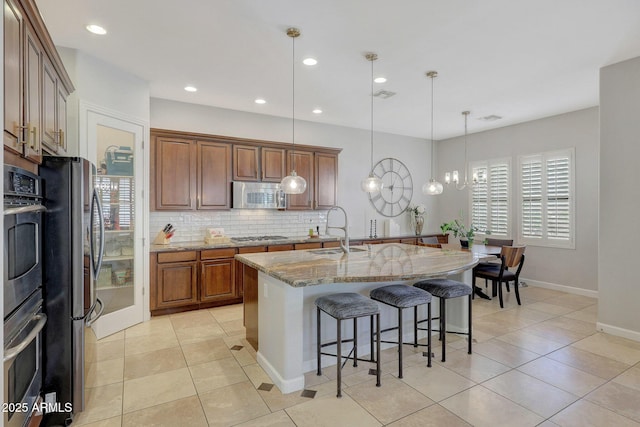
top-left (255, 270), bottom-right (472, 394)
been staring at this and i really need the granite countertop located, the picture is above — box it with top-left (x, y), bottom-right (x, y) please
top-left (235, 243), bottom-right (479, 287)
top-left (149, 232), bottom-right (442, 253)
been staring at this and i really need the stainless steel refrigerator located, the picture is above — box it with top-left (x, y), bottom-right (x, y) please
top-left (40, 157), bottom-right (105, 426)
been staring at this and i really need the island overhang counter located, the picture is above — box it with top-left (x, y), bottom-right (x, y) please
top-left (236, 243), bottom-right (481, 394)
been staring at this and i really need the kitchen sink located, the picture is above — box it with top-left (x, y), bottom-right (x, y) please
top-left (309, 247), bottom-right (367, 255)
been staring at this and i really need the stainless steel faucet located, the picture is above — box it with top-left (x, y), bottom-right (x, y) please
top-left (326, 205), bottom-right (350, 253)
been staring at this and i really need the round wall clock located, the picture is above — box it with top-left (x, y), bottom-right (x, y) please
top-left (367, 157), bottom-right (413, 217)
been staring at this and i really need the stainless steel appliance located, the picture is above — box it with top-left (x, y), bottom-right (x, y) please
top-left (232, 181), bottom-right (286, 209)
top-left (3, 165), bottom-right (45, 317)
top-left (3, 290), bottom-right (46, 427)
top-left (40, 157), bottom-right (105, 426)
top-left (230, 235), bottom-right (289, 243)
top-left (3, 165), bottom-right (47, 427)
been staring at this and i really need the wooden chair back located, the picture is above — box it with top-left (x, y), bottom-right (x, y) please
top-left (500, 246), bottom-right (526, 269)
top-left (486, 238), bottom-right (514, 247)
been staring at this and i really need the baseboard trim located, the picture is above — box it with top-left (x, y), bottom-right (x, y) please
top-left (596, 322), bottom-right (640, 342)
top-left (256, 351), bottom-right (305, 394)
top-left (521, 278), bottom-right (598, 299)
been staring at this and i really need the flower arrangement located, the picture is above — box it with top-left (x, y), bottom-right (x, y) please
top-left (407, 204), bottom-right (426, 235)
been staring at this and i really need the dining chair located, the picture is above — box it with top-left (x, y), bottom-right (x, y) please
top-left (472, 246), bottom-right (526, 308)
top-left (474, 238), bottom-right (514, 292)
top-left (418, 236), bottom-right (441, 248)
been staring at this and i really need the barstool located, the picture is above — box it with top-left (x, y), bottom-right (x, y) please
top-left (315, 292), bottom-right (381, 398)
top-left (414, 279), bottom-right (472, 362)
top-left (369, 284), bottom-right (433, 378)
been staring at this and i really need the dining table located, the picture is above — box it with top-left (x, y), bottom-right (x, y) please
top-left (441, 243), bottom-right (503, 300)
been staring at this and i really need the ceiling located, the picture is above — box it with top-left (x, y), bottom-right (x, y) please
top-left (36, 0), bottom-right (640, 140)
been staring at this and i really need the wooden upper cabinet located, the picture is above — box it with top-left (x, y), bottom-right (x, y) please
top-left (286, 150), bottom-right (314, 210)
top-left (154, 137), bottom-right (196, 210)
top-left (197, 141), bottom-right (231, 210)
top-left (41, 54), bottom-right (57, 153)
top-left (233, 145), bottom-right (259, 181)
top-left (232, 145), bottom-right (285, 182)
top-left (4, 0), bottom-right (24, 154)
top-left (315, 152), bottom-right (338, 209)
top-left (261, 147), bottom-right (285, 182)
top-left (24, 20), bottom-right (42, 162)
top-left (56, 83), bottom-right (68, 154)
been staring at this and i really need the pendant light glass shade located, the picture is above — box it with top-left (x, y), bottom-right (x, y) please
top-left (281, 27), bottom-right (307, 195)
top-left (361, 53), bottom-right (383, 193)
top-left (423, 70), bottom-right (443, 195)
top-left (422, 178), bottom-right (444, 195)
top-left (281, 170), bottom-right (306, 194)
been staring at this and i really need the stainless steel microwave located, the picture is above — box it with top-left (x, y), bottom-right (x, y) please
top-left (232, 181), bottom-right (286, 209)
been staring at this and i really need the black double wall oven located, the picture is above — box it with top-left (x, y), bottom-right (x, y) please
top-left (3, 165), bottom-right (47, 427)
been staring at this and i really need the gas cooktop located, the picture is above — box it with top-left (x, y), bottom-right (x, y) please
top-left (230, 235), bottom-right (289, 242)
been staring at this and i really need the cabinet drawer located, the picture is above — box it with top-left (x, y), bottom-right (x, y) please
top-left (157, 251), bottom-right (197, 263)
top-left (268, 244), bottom-right (294, 252)
top-left (201, 248), bottom-right (237, 260)
top-left (238, 246), bottom-right (267, 254)
top-left (323, 240), bottom-right (341, 248)
top-left (295, 242), bottom-right (322, 250)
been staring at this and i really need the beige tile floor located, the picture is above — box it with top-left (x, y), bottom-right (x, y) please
top-left (77, 287), bottom-right (640, 426)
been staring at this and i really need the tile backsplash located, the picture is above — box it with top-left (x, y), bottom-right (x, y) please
top-left (150, 210), bottom-right (329, 242)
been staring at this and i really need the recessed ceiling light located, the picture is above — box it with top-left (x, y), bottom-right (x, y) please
top-left (184, 86), bottom-right (197, 92)
top-left (255, 98), bottom-right (266, 104)
top-left (312, 109), bottom-right (323, 114)
top-left (303, 58), bottom-right (318, 66)
top-left (374, 77), bottom-right (387, 83)
top-left (86, 24), bottom-right (107, 35)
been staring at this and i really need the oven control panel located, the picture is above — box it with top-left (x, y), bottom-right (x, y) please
top-left (4, 165), bottom-right (42, 199)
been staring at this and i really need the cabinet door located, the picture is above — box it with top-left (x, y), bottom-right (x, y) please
top-left (261, 147), bottom-right (285, 182)
top-left (156, 262), bottom-right (198, 308)
top-left (314, 152), bottom-right (338, 209)
top-left (154, 137), bottom-right (196, 210)
top-left (233, 145), bottom-right (259, 181)
top-left (286, 150), bottom-right (314, 210)
top-left (41, 55), bottom-right (58, 153)
top-left (23, 22), bottom-right (42, 162)
top-left (4, 0), bottom-right (24, 154)
top-left (236, 246), bottom-right (266, 297)
top-left (200, 259), bottom-right (236, 302)
top-left (197, 141), bottom-right (231, 209)
top-left (56, 83), bottom-right (68, 154)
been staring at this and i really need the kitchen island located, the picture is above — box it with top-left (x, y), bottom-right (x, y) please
top-left (236, 243), bottom-right (481, 393)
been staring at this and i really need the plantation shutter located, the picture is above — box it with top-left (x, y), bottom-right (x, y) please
top-left (521, 156), bottom-right (543, 238)
top-left (471, 165), bottom-right (488, 232)
top-left (489, 163), bottom-right (509, 235)
top-left (546, 155), bottom-right (570, 240)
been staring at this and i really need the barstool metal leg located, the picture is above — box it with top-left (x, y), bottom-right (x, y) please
top-left (370, 316), bottom-right (374, 362)
top-left (398, 307), bottom-right (403, 378)
top-left (427, 302), bottom-right (432, 367)
top-left (353, 318), bottom-right (358, 367)
top-left (441, 298), bottom-right (446, 362)
top-left (376, 313), bottom-right (381, 387)
top-left (468, 294), bottom-right (473, 355)
top-left (317, 307), bottom-right (322, 376)
top-left (336, 318), bottom-right (342, 398)
top-left (413, 306), bottom-right (418, 347)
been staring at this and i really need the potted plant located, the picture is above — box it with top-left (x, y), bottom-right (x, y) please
top-left (440, 217), bottom-right (488, 248)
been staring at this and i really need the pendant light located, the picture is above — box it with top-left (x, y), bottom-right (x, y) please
top-left (361, 53), bottom-right (384, 193)
top-left (281, 27), bottom-right (307, 195)
top-left (445, 111), bottom-right (479, 190)
top-left (422, 71), bottom-right (443, 195)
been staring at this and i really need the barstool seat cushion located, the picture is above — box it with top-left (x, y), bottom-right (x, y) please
top-left (370, 284), bottom-right (432, 308)
top-left (315, 293), bottom-right (379, 319)
top-left (414, 279), bottom-right (472, 299)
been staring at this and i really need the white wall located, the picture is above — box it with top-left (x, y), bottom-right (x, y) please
top-left (151, 98), bottom-right (435, 238)
top-left (599, 56), bottom-right (640, 341)
top-left (437, 108), bottom-right (600, 293)
top-left (57, 47), bottom-right (150, 162)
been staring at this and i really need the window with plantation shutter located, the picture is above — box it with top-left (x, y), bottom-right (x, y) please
top-left (518, 149), bottom-right (574, 248)
top-left (469, 158), bottom-right (510, 237)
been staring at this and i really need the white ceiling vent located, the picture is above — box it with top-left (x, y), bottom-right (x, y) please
top-left (478, 115), bottom-right (502, 122)
top-left (373, 90), bottom-right (396, 99)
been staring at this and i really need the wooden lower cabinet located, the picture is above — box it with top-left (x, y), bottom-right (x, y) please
top-left (151, 249), bottom-right (241, 316)
top-left (155, 261), bottom-right (198, 309)
top-left (200, 258), bottom-right (235, 302)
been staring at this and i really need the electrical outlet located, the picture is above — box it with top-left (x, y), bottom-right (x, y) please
top-left (263, 282), bottom-right (268, 298)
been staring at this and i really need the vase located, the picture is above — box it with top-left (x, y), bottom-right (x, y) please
top-left (460, 238), bottom-right (474, 249)
top-left (414, 215), bottom-right (424, 236)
